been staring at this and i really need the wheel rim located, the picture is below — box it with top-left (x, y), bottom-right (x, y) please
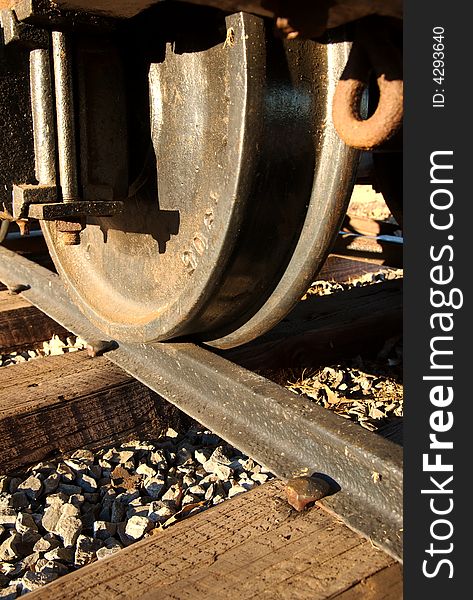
top-left (43, 12), bottom-right (358, 347)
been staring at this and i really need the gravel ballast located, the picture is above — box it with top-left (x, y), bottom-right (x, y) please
top-left (0, 428), bottom-right (274, 596)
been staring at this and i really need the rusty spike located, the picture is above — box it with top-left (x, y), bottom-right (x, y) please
top-left (285, 475), bottom-right (332, 511)
top-left (86, 339), bottom-right (118, 358)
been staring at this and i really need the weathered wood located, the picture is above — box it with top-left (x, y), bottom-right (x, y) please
top-left (225, 279), bottom-right (402, 369)
top-left (332, 235), bottom-right (403, 267)
top-left (333, 563), bottom-right (403, 599)
top-left (0, 289), bottom-right (69, 353)
top-left (342, 214), bottom-right (400, 237)
top-left (318, 254), bottom-right (398, 284)
top-left (0, 351), bottom-right (186, 473)
top-left (27, 480), bottom-right (397, 600)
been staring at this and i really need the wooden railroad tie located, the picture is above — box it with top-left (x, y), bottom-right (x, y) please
top-left (24, 480), bottom-right (402, 600)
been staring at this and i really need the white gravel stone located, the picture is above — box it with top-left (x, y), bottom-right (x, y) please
top-left (228, 484), bottom-right (247, 498)
top-left (0, 494), bottom-right (12, 509)
top-left (118, 451), bottom-right (134, 464)
top-left (74, 535), bottom-right (102, 567)
top-left (44, 547), bottom-right (74, 563)
top-left (17, 476), bottom-right (42, 501)
top-left (0, 534), bottom-right (20, 562)
top-left (77, 474), bottom-right (97, 493)
top-left (33, 534), bottom-right (60, 554)
top-left (135, 464), bottom-right (156, 478)
top-left (251, 473), bottom-right (268, 484)
top-left (47, 505), bottom-right (81, 548)
top-left (241, 458), bottom-right (256, 471)
top-left (149, 450), bottom-right (167, 469)
top-left (41, 497), bottom-right (66, 534)
top-left (0, 424), bottom-right (274, 593)
top-left (143, 477), bottom-right (165, 500)
top-left (42, 473), bottom-right (60, 495)
top-left (124, 516), bottom-right (152, 542)
top-left (96, 544), bottom-right (121, 560)
top-left (193, 449), bottom-right (211, 465)
top-left (56, 463), bottom-right (74, 482)
top-left (0, 586), bottom-right (18, 599)
top-left (70, 449), bottom-right (94, 463)
top-left (161, 485), bottom-right (180, 509)
top-left (181, 494), bottom-right (198, 506)
top-left (204, 484), bottom-right (215, 502)
top-left (15, 513), bottom-right (38, 535)
top-left (165, 428), bottom-right (179, 438)
top-left (93, 521), bottom-right (117, 541)
top-left (187, 485), bottom-right (206, 497)
top-left (148, 503), bottom-right (173, 524)
top-left (212, 464), bottom-right (233, 481)
top-left (0, 509), bottom-right (17, 528)
top-left (63, 459), bottom-right (85, 473)
top-left (55, 514), bottom-right (82, 548)
top-left (21, 570), bottom-right (60, 592)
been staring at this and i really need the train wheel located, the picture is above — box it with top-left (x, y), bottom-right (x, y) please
top-left (43, 12), bottom-right (358, 348)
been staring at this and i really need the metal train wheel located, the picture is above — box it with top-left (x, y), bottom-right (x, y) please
top-left (43, 12), bottom-right (358, 348)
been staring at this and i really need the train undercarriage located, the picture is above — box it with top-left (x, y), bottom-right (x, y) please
top-left (0, 0), bottom-right (402, 348)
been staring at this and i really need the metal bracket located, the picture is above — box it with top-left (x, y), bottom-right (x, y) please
top-left (27, 201), bottom-right (124, 220)
top-left (12, 184), bottom-right (124, 220)
top-left (0, 8), bottom-right (48, 48)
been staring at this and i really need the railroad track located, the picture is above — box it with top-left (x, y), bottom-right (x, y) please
top-left (0, 237), bottom-right (402, 598)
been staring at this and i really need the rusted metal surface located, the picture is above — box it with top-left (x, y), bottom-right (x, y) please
top-left (285, 476), bottom-right (332, 511)
top-left (86, 338), bottom-right (119, 357)
top-left (30, 48), bottom-right (56, 186)
top-left (51, 30), bottom-right (79, 202)
top-left (332, 17), bottom-right (403, 150)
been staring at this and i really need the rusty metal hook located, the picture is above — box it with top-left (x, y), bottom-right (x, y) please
top-left (332, 19), bottom-right (403, 151)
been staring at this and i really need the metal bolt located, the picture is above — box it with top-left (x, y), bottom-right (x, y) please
top-left (58, 230), bottom-right (81, 246)
top-left (17, 220), bottom-right (30, 236)
top-left (56, 220), bottom-right (84, 246)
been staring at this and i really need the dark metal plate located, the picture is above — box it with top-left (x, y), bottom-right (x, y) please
top-left (44, 11), bottom-right (358, 347)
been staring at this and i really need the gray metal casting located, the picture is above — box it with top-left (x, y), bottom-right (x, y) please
top-left (30, 48), bottom-right (56, 187)
top-left (52, 30), bottom-right (78, 202)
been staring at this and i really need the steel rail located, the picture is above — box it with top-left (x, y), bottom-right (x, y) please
top-left (0, 246), bottom-right (403, 561)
